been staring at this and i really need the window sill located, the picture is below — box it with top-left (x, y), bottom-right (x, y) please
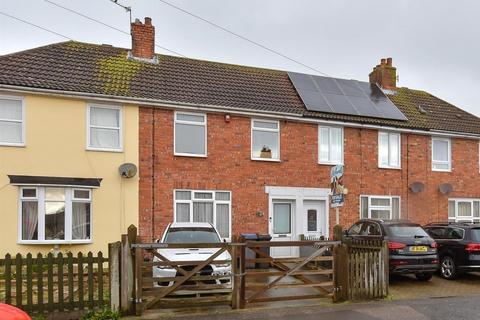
top-left (0, 142), bottom-right (25, 148)
top-left (174, 153), bottom-right (208, 158)
top-left (251, 157), bottom-right (281, 162)
top-left (18, 240), bottom-right (93, 245)
top-left (86, 146), bottom-right (123, 153)
top-left (318, 162), bottom-right (343, 166)
top-left (378, 166), bottom-right (401, 170)
top-left (432, 168), bottom-right (452, 173)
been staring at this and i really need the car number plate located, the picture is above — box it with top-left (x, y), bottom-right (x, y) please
top-left (410, 246), bottom-right (428, 252)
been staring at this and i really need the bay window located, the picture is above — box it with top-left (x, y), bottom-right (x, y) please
top-left (174, 190), bottom-right (231, 240)
top-left (19, 187), bottom-right (92, 243)
top-left (0, 96), bottom-right (24, 145)
top-left (318, 126), bottom-right (343, 165)
top-left (360, 195), bottom-right (400, 220)
top-left (378, 132), bottom-right (401, 169)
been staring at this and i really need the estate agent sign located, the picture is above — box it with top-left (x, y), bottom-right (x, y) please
top-left (330, 165), bottom-right (345, 208)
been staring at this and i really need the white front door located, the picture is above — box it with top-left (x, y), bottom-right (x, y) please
top-left (270, 201), bottom-right (296, 257)
top-left (303, 200), bottom-right (327, 238)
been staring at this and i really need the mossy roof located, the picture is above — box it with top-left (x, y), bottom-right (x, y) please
top-left (0, 41), bottom-right (479, 135)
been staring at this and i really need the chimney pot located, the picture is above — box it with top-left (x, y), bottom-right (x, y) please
top-left (130, 17), bottom-right (155, 61)
top-left (369, 57), bottom-right (397, 90)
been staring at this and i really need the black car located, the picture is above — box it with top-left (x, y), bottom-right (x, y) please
top-left (345, 219), bottom-right (439, 281)
top-left (423, 222), bottom-right (480, 279)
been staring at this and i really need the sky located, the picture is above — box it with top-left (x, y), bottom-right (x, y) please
top-left (1, 0), bottom-right (479, 116)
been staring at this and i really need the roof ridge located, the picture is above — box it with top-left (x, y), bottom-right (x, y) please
top-left (0, 40), bottom-right (73, 59)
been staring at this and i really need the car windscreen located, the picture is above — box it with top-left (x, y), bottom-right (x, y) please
top-left (386, 224), bottom-right (429, 238)
top-left (470, 228), bottom-right (480, 242)
top-left (164, 227), bottom-right (220, 243)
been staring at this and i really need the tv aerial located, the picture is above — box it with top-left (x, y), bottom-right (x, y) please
top-left (109, 0), bottom-right (132, 24)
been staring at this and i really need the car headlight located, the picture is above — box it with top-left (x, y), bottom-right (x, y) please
top-left (156, 265), bottom-right (171, 269)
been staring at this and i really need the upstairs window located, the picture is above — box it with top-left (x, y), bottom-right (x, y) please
top-left (174, 190), bottom-right (231, 240)
top-left (318, 126), bottom-right (343, 165)
top-left (0, 96), bottom-right (24, 145)
top-left (360, 195), bottom-right (400, 220)
top-left (432, 137), bottom-right (451, 171)
top-left (88, 105), bottom-right (122, 151)
top-left (19, 187), bottom-right (92, 243)
top-left (251, 119), bottom-right (280, 161)
top-left (378, 132), bottom-right (401, 169)
top-left (174, 112), bottom-right (207, 157)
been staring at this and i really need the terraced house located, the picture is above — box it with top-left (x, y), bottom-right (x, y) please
top-left (1, 17), bottom-right (480, 256)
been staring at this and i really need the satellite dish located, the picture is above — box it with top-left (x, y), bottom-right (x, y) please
top-left (119, 163), bottom-right (137, 178)
top-left (409, 182), bottom-right (425, 193)
top-left (439, 183), bottom-right (453, 195)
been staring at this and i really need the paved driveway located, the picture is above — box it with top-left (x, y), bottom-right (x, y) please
top-left (389, 272), bottom-right (480, 300)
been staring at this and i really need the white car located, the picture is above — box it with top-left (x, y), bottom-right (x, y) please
top-left (153, 222), bottom-right (232, 289)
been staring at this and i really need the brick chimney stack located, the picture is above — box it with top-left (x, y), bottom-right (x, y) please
top-left (369, 57), bottom-right (397, 90)
top-left (131, 17), bottom-right (155, 61)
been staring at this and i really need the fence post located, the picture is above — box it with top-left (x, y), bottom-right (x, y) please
top-left (120, 225), bottom-right (137, 315)
top-left (239, 242), bottom-right (246, 309)
top-left (333, 244), bottom-right (349, 302)
top-left (382, 240), bottom-right (389, 297)
top-left (109, 241), bottom-right (121, 312)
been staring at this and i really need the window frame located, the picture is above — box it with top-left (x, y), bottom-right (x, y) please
top-left (318, 125), bottom-right (344, 165)
top-left (431, 137), bottom-right (451, 172)
top-left (18, 186), bottom-right (93, 244)
top-left (448, 198), bottom-right (480, 223)
top-left (359, 195), bottom-right (401, 220)
top-left (173, 189), bottom-right (232, 241)
top-left (378, 131), bottom-right (401, 169)
top-left (251, 118), bottom-right (281, 162)
top-left (86, 104), bottom-right (123, 152)
top-left (0, 95), bottom-right (25, 147)
top-left (173, 111), bottom-right (208, 157)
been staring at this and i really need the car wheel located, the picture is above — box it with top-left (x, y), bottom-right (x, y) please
top-left (440, 256), bottom-right (458, 280)
top-left (415, 272), bottom-right (433, 281)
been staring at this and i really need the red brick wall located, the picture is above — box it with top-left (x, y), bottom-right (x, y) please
top-left (139, 107), bottom-right (480, 241)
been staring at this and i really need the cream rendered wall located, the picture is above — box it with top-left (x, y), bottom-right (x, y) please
top-left (0, 93), bottom-right (139, 255)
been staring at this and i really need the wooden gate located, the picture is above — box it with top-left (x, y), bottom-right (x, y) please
top-left (334, 238), bottom-right (389, 301)
top-left (131, 241), bottom-right (238, 315)
top-left (237, 240), bottom-right (341, 307)
top-left (113, 226), bottom-right (388, 316)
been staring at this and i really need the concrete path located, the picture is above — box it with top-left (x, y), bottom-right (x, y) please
top-left (127, 294), bottom-right (480, 320)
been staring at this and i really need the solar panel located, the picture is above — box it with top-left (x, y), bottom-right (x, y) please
top-left (288, 72), bottom-right (407, 121)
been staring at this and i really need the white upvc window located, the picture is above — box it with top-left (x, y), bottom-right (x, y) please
top-left (174, 190), bottom-right (231, 240)
top-left (87, 104), bottom-right (122, 151)
top-left (251, 119), bottom-right (280, 161)
top-left (360, 195), bottom-right (401, 220)
top-left (0, 96), bottom-right (25, 146)
top-left (19, 187), bottom-right (92, 244)
top-left (174, 112), bottom-right (207, 157)
top-left (448, 199), bottom-right (480, 223)
top-left (318, 126), bottom-right (343, 165)
top-left (378, 132), bottom-right (401, 169)
top-left (432, 137), bottom-right (451, 172)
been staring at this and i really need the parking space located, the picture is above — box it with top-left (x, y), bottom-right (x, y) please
top-left (390, 272), bottom-right (480, 300)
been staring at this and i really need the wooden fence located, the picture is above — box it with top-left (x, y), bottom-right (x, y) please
top-left (0, 251), bottom-right (109, 315)
top-left (334, 238), bottom-right (389, 301)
